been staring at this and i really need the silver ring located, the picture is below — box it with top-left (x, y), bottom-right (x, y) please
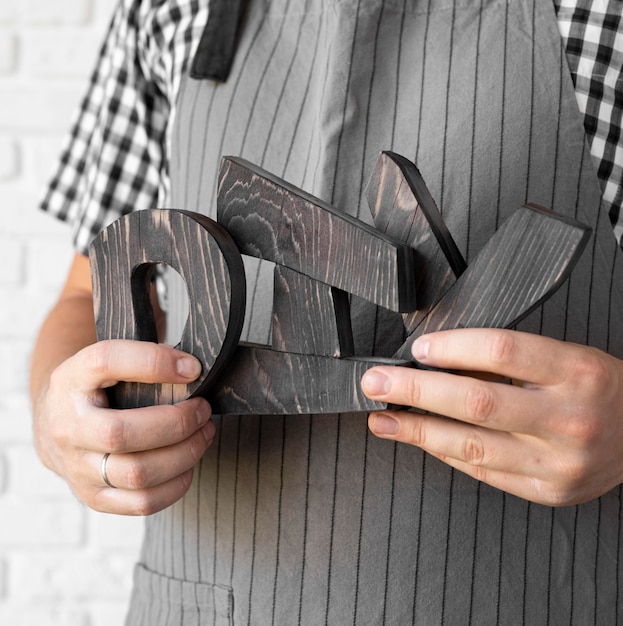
top-left (100, 452), bottom-right (116, 489)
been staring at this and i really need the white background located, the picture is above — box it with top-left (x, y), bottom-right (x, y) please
top-left (0, 1), bottom-right (145, 624)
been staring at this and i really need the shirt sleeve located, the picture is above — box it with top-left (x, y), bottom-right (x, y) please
top-left (39, 0), bottom-right (170, 255)
top-left (555, 0), bottom-right (623, 246)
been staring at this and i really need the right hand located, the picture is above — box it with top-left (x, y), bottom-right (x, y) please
top-left (33, 339), bottom-right (215, 515)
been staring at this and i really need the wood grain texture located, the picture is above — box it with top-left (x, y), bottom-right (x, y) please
top-left (209, 345), bottom-right (408, 415)
top-left (91, 156), bottom-right (592, 415)
top-left (217, 156), bottom-right (417, 313)
top-left (89, 209), bottom-right (246, 409)
top-left (272, 265), bottom-right (354, 357)
top-left (367, 151), bottom-right (466, 333)
top-left (394, 203), bottom-right (592, 359)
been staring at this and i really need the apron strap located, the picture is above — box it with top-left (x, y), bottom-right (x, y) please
top-left (190, 0), bottom-right (248, 82)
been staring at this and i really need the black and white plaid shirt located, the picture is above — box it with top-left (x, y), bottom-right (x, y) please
top-left (41, 0), bottom-right (623, 252)
top-left (557, 0), bottom-right (623, 243)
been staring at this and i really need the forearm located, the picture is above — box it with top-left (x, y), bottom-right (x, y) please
top-left (30, 290), bottom-right (96, 402)
top-left (29, 253), bottom-right (95, 469)
top-left (30, 288), bottom-right (96, 469)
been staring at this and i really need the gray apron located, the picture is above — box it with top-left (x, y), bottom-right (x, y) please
top-left (126, 1), bottom-right (623, 624)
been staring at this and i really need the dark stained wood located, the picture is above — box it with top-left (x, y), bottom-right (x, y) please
top-left (217, 156), bottom-right (418, 313)
top-left (209, 345), bottom-right (408, 415)
top-left (89, 209), bottom-right (246, 409)
top-left (367, 151), bottom-right (466, 333)
top-left (394, 203), bottom-right (592, 360)
top-left (91, 154), bottom-right (592, 415)
top-left (272, 266), bottom-right (354, 357)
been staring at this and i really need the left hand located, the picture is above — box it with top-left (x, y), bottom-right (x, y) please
top-left (361, 328), bottom-right (623, 506)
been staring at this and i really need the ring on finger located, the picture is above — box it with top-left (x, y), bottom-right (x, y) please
top-left (100, 452), bottom-right (116, 489)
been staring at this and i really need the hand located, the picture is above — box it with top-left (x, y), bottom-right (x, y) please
top-left (33, 339), bottom-right (215, 515)
top-left (361, 329), bottom-right (623, 506)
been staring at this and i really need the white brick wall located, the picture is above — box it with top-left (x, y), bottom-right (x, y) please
top-left (0, 1), bottom-right (145, 624)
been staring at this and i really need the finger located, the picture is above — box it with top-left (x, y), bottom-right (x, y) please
top-left (89, 420), bottom-right (216, 491)
top-left (368, 410), bottom-right (553, 481)
top-left (61, 340), bottom-right (203, 392)
top-left (411, 329), bottom-right (576, 386)
top-left (70, 396), bottom-right (213, 454)
top-left (424, 451), bottom-right (588, 507)
top-left (367, 410), bottom-right (582, 506)
top-left (90, 468), bottom-right (197, 516)
top-left (361, 365), bottom-right (552, 435)
top-left (424, 452), bottom-right (561, 506)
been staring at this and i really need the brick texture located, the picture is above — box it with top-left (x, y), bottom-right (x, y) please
top-left (0, 1), bottom-right (145, 623)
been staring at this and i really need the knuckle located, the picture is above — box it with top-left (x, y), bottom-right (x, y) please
top-left (470, 464), bottom-right (490, 484)
top-left (96, 417), bottom-right (126, 451)
top-left (88, 489), bottom-right (112, 514)
top-left (405, 376), bottom-right (423, 407)
top-left (563, 414), bottom-right (600, 445)
top-left (143, 344), bottom-right (169, 374)
top-left (535, 455), bottom-right (591, 506)
top-left (167, 404), bottom-right (191, 441)
top-left (463, 384), bottom-right (496, 423)
top-left (462, 432), bottom-right (487, 466)
top-left (187, 430), bottom-right (209, 462)
top-left (88, 341), bottom-right (114, 376)
top-left (488, 332), bottom-right (517, 366)
top-left (407, 418), bottom-right (426, 447)
top-left (47, 410), bottom-right (71, 445)
top-left (132, 471), bottom-right (194, 516)
top-left (124, 459), bottom-right (150, 490)
top-left (130, 494), bottom-right (162, 517)
top-left (177, 468), bottom-right (195, 495)
top-left (567, 350), bottom-right (612, 396)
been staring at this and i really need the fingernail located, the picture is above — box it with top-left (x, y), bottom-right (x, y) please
top-left (362, 370), bottom-right (391, 396)
top-left (372, 414), bottom-right (399, 436)
top-left (412, 338), bottom-right (430, 361)
top-left (177, 356), bottom-right (202, 379)
top-left (202, 421), bottom-right (215, 443)
top-left (196, 401), bottom-right (211, 425)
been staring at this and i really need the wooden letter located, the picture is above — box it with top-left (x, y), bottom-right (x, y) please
top-left (209, 347), bottom-right (407, 415)
top-left (367, 151), bottom-right (466, 333)
top-left (91, 154), bottom-right (592, 415)
top-left (394, 204), bottom-right (591, 359)
top-left (89, 209), bottom-right (246, 409)
top-left (217, 156), bottom-right (417, 313)
top-left (272, 266), bottom-right (354, 357)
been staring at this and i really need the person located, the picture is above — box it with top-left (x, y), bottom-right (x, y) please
top-left (30, 0), bottom-right (623, 623)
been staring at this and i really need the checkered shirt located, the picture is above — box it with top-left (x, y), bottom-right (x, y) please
top-left (555, 0), bottom-right (623, 243)
top-left (40, 0), bottom-right (623, 253)
top-left (39, 0), bottom-right (208, 254)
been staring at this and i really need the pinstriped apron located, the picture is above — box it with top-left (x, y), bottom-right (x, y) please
top-left (126, 1), bottom-right (623, 624)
